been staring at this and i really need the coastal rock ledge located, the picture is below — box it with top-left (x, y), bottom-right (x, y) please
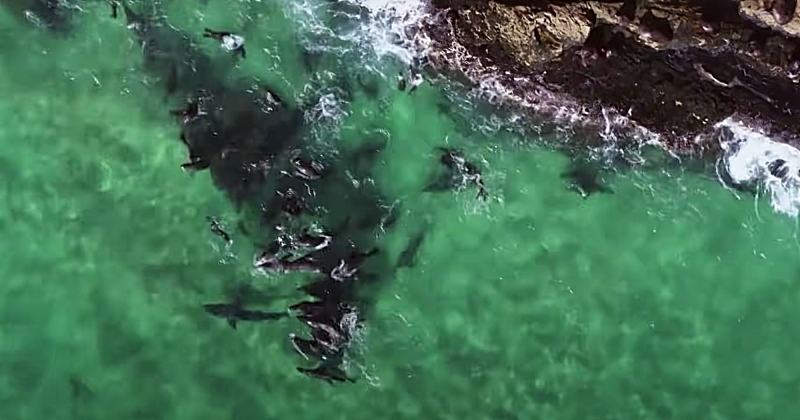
top-left (420, 0), bottom-right (800, 155)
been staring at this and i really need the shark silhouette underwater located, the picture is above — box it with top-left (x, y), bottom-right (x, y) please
top-left (203, 295), bottom-right (288, 329)
top-left (561, 160), bottom-right (613, 198)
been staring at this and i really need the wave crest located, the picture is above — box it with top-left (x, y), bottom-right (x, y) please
top-left (717, 118), bottom-right (800, 217)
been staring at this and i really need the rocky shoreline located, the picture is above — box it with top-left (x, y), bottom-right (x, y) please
top-left (419, 0), bottom-right (800, 156)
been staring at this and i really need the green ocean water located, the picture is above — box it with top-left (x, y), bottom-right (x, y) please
top-left (1, 1), bottom-right (800, 419)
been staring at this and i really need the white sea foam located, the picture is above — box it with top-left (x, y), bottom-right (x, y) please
top-left (354, 1), bottom-right (668, 160)
top-left (717, 117), bottom-right (800, 217)
top-left (286, 0), bottom-right (800, 218)
top-left (352, 0), bottom-right (431, 64)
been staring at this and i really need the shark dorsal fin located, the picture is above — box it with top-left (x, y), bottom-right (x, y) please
top-left (227, 318), bottom-right (238, 329)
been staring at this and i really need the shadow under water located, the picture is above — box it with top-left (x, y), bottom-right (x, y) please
top-left (120, 2), bottom-right (400, 382)
top-left (0, 0), bottom-right (75, 33)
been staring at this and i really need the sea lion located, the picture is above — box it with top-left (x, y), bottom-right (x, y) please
top-left (206, 216), bottom-right (232, 244)
top-left (296, 363), bottom-right (355, 384)
top-left (202, 28), bottom-right (247, 59)
top-left (255, 255), bottom-right (321, 274)
top-left (407, 67), bottom-right (424, 94)
top-left (396, 72), bottom-right (407, 91)
top-left (281, 150), bottom-right (325, 181)
top-left (276, 188), bottom-right (311, 218)
top-left (107, 0), bottom-right (119, 19)
top-left (325, 247), bottom-right (378, 281)
top-left (396, 229), bottom-right (426, 268)
top-left (169, 99), bottom-right (204, 124)
top-left (431, 147), bottom-right (488, 200)
top-left (290, 333), bottom-right (331, 361)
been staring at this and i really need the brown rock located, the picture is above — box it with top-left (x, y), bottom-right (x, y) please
top-left (422, 0), bottom-right (800, 155)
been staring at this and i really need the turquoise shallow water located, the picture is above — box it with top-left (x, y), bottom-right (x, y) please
top-left (1, 1), bottom-right (800, 419)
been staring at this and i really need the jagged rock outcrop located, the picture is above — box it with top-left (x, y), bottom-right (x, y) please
top-left (422, 0), bottom-right (800, 155)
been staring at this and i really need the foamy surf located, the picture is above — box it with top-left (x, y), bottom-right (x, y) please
top-left (352, 0), bottom-right (431, 64)
top-left (717, 118), bottom-right (800, 217)
top-left (353, 1), bottom-right (669, 159)
top-left (284, 0), bottom-right (800, 220)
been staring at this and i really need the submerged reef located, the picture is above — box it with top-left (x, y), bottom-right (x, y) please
top-left (421, 0), bottom-right (800, 155)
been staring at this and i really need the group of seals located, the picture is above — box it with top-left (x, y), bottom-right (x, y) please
top-left (427, 147), bottom-right (489, 200)
top-left (197, 149), bottom-right (381, 384)
top-left (21, 0), bottom-right (616, 388)
top-left (171, 73), bottom-right (376, 385)
top-left (424, 145), bottom-right (611, 200)
top-left (254, 151), bottom-right (386, 384)
top-left (109, 1), bottom-right (398, 384)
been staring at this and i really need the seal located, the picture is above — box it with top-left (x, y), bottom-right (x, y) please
top-left (255, 254), bottom-right (321, 274)
top-left (289, 333), bottom-right (336, 361)
top-left (206, 216), bottom-right (232, 245)
top-left (107, 0), bottom-right (119, 18)
top-left (202, 28), bottom-right (247, 59)
top-left (281, 150), bottom-right (325, 181)
top-left (396, 72), bottom-right (407, 91)
top-left (430, 147), bottom-right (488, 200)
top-left (407, 66), bottom-right (424, 94)
top-left (332, 247), bottom-right (377, 280)
top-left (296, 363), bottom-right (355, 384)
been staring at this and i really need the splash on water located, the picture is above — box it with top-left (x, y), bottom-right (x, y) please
top-left (283, 0), bottom-right (800, 224)
top-left (350, 0), bottom-right (668, 162)
top-left (717, 117), bottom-right (800, 217)
top-left (351, 0), bottom-right (432, 64)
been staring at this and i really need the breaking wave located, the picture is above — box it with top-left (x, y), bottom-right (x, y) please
top-left (350, 0), bottom-right (668, 163)
top-left (282, 0), bottom-right (800, 220)
top-left (351, 0), bottom-right (433, 63)
top-left (347, 0), bottom-right (800, 218)
top-left (716, 118), bottom-right (800, 217)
